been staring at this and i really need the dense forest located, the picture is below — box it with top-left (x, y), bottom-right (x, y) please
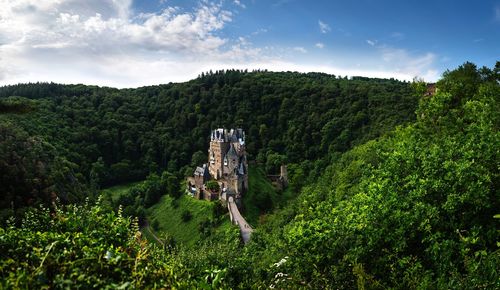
top-left (0, 62), bottom-right (498, 288)
top-left (0, 70), bottom-right (417, 221)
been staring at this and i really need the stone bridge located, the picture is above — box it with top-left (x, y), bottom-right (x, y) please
top-left (227, 196), bottom-right (253, 244)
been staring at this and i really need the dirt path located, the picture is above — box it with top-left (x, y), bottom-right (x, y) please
top-left (141, 221), bottom-right (164, 246)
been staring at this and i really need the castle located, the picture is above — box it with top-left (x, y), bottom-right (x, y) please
top-left (187, 128), bottom-right (248, 201)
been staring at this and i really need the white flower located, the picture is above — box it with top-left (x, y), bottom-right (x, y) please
top-left (105, 250), bottom-right (112, 260)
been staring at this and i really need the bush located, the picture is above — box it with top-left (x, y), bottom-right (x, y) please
top-left (205, 180), bottom-right (220, 192)
top-left (0, 198), bottom-right (199, 288)
top-left (151, 219), bottom-right (160, 231)
top-left (181, 210), bottom-right (192, 222)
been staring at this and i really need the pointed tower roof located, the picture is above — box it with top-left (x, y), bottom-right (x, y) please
top-left (238, 161), bottom-right (245, 175)
top-left (227, 143), bottom-right (238, 159)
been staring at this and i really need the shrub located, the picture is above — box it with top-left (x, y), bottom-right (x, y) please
top-left (205, 180), bottom-right (220, 192)
top-left (181, 209), bottom-right (192, 222)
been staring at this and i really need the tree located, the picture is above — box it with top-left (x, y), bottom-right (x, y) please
top-left (90, 157), bottom-right (106, 190)
top-left (205, 180), bottom-right (220, 192)
top-left (190, 150), bottom-right (206, 167)
top-left (162, 171), bottom-right (180, 198)
top-left (265, 152), bottom-right (286, 174)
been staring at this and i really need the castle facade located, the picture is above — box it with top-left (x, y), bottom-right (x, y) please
top-left (187, 128), bottom-right (248, 201)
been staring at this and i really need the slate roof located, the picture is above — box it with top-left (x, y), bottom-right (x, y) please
top-left (226, 143), bottom-right (238, 159)
top-left (194, 164), bottom-right (209, 177)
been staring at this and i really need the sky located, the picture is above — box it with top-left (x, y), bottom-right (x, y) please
top-left (0, 0), bottom-right (498, 88)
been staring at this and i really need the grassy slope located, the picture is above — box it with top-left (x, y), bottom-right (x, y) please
top-left (100, 182), bottom-right (141, 203)
top-left (100, 166), bottom-right (278, 245)
top-left (242, 166), bottom-right (279, 226)
top-left (146, 195), bottom-right (215, 246)
top-left (141, 226), bottom-right (159, 243)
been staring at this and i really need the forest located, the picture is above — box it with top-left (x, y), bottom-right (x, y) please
top-left (0, 70), bottom-right (416, 221)
top-left (0, 62), bottom-right (498, 288)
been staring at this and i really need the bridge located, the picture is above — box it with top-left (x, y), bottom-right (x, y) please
top-left (227, 196), bottom-right (253, 244)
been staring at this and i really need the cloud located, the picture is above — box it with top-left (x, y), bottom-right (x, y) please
top-left (233, 0), bottom-right (246, 8)
top-left (293, 46), bottom-right (307, 53)
top-left (0, 1), bottom-right (232, 54)
top-left (318, 20), bottom-right (331, 33)
top-left (366, 39), bottom-right (376, 46)
top-left (251, 28), bottom-right (268, 35)
top-left (242, 60), bottom-right (436, 82)
top-left (359, 38), bottom-right (438, 81)
top-left (0, 0), bottom-right (440, 87)
top-left (390, 32), bottom-right (405, 41)
top-left (378, 45), bottom-right (438, 81)
top-left (495, 5), bottom-right (500, 21)
top-left (0, 0), bottom-right (274, 87)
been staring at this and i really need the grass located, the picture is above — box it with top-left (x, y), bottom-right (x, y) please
top-left (241, 166), bottom-right (279, 226)
top-left (141, 226), bottom-right (162, 245)
top-left (146, 195), bottom-right (216, 247)
top-left (100, 166), bottom-right (281, 245)
top-left (101, 181), bottom-right (225, 247)
top-left (100, 181), bottom-right (141, 203)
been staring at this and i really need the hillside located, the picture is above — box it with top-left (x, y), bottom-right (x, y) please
top-left (0, 62), bottom-right (499, 288)
top-left (146, 194), bottom-right (218, 246)
top-left (0, 70), bottom-right (418, 221)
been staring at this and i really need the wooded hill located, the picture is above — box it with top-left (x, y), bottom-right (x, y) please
top-left (0, 62), bottom-right (498, 288)
top-left (0, 70), bottom-right (417, 220)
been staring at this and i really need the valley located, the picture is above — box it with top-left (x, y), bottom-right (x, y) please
top-left (1, 63), bottom-right (499, 288)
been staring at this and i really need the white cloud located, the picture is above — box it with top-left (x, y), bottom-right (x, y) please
top-left (315, 42), bottom-right (325, 49)
top-left (293, 46), bottom-right (307, 53)
top-left (366, 39), bottom-right (376, 46)
top-left (251, 28), bottom-right (268, 35)
top-left (0, 1), bottom-right (440, 87)
top-left (233, 0), bottom-right (246, 8)
top-left (318, 20), bottom-right (331, 33)
top-left (0, 0), bottom-right (273, 87)
top-left (378, 45), bottom-right (438, 81)
top-left (239, 60), bottom-right (435, 82)
top-left (390, 32), bottom-right (405, 41)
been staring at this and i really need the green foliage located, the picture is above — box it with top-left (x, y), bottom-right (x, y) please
top-left (191, 150), bottom-right (207, 168)
top-left (265, 151), bottom-right (287, 174)
top-left (266, 62), bottom-right (500, 288)
top-left (205, 180), bottom-right (220, 192)
top-left (2, 63), bottom-right (498, 288)
top-left (0, 122), bottom-right (83, 222)
top-left (162, 171), bottom-right (180, 198)
top-left (99, 171), bottom-right (184, 225)
top-left (242, 166), bottom-right (280, 225)
top-left (146, 195), bottom-right (216, 246)
top-left (0, 96), bottom-right (35, 114)
top-left (0, 71), bottom-right (417, 214)
top-left (182, 209), bottom-right (193, 222)
top-left (0, 199), bottom-right (203, 288)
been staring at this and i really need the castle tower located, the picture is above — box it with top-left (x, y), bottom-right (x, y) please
top-left (207, 128), bottom-right (248, 195)
top-left (208, 129), bottom-right (229, 179)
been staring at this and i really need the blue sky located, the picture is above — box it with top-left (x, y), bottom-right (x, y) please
top-left (0, 0), bottom-right (498, 87)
